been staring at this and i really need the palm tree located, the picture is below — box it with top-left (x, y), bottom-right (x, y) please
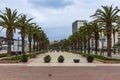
top-left (80, 26), bottom-right (87, 56)
top-left (17, 14), bottom-right (33, 54)
top-left (91, 21), bottom-right (103, 55)
top-left (26, 24), bottom-right (34, 54)
top-left (33, 24), bottom-right (41, 52)
top-left (39, 31), bottom-right (48, 50)
top-left (0, 7), bottom-right (19, 56)
top-left (112, 25), bottom-right (120, 54)
top-left (91, 5), bottom-right (120, 57)
top-left (84, 23), bottom-right (93, 54)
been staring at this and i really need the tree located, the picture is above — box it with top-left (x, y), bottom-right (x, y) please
top-left (17, 14), bottom-right (33, 54)
top-left (80, 26), bottom-right (87, 55)
top-left (32, 24), bottom-right (41, 52)
top-left (26, 24), bottom-right (34, 54)
top-left (112, 25), bottom-right (120, 54)
top-left (91, 5), bottom-right (120, 57)
top-left (0, 7), bottom-right (19, 56)
top-left (91, 21), bottom-right (103, 55)
top-left (84, 23), bottom-right (93, 54)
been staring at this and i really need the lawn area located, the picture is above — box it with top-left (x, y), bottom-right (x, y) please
top-left (0, 51), bottom-right (47, 63)
top-left (73, 51), bottom-right (120, 63)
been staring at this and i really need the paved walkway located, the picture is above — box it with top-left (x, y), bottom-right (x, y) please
top-left (1, 51), bottom-right (120, 67)
top-left (27, 51), bottom-right (97, 66)
top-left (0, 66), bottom-right (120, 80)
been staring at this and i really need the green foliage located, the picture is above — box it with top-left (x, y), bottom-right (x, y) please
top-left (0, 53), bottom-right (7, 58)
top-left (87, 55), bottom-right (94, 62)
top-left (2, 55), bottom-right (22, 60)
top-left (22, 55), bottom-right (28, 62)
top-left (93, 55), bottom-right (120, 61)
top-left (58, 55), bottom-right (64, 63)
top-left (35, 50), bottom-right (47, 55)
top-left (44, 55), bottom-right (51, 63)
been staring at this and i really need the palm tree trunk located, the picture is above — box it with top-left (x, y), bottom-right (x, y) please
top-left (95, 39), bottom-right (98, 55)
top-left (37, 41), bottom-right (39, 51)
top-left (80, 44), bottom-right (82, 53)
top-left (7, 39), bottom-right (12, 56)
top-left (39, 41), bottom-right (43, 51)
top-left (80, 38), bottom-right (82, 53)
top-left (22, 37), bottom-right (25, 54)
top-left (83, 37), bottom-right (87, 55)
top-left (7, 29), bottom-right (13, 57)
top-left (113, 33), bottom-right (116, 54)
top-left (28, 38), bottom-right (32, 54)
top-left (95, 33), bottom-right (98, 55)
top-left (33, 38), bottom-right (35, 52)
top-left (106, 23), bottom-right (112, 57)
top-left (87, 37), bottom-right (90, 54)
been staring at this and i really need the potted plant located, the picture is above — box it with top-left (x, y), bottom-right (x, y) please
top-left (58, 55), bottom-right (64, 63)
top-left (44, 55), bottom-right (51, 63)
top-left (73, 59), bottom-right (80, 63)
top-left (87, 55), bottom-right (94, 63)
top-left (22, 55), bottom-right (28, 62)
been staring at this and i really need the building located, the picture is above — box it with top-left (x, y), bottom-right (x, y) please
top-left (72, 20), bottom-right (120, 53)
top-left (72, 20), bottom-right (87, 34)
top-left (0, 37), bottom-right (29, 52)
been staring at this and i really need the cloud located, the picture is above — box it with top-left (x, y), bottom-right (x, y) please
top-left (29, 0), bottom-right (73, 9)
top-left (44, 27), bottom-right (71, 41)
top-left (0, 0), bottom-right (120, 41)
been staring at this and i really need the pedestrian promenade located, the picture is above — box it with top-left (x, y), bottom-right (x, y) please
top-left (27, 51), bottom-right (96, 66)
top-left (0, 51), bottom-right (120, 67)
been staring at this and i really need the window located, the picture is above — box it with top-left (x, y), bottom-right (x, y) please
top-left (118, 38), bottom-right (120, 42)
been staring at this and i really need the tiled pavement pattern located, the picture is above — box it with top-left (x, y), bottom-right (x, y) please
top-left (0, 66), bottom-right (120, 80)
top-left (27, 51), bottom-right (97, 66)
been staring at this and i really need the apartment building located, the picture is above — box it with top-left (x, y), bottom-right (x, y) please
top-left (72, 20), bottom-right (120, 52)
top-left (72, 20), bottom-right (87, 34)
top-left (0, 37), bottom-right (29, 52)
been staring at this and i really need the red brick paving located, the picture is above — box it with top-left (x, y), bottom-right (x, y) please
top-left (0, 66), bottom-right (120, 80)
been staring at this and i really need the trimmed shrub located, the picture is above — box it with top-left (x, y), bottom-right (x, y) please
top-left (22, 55), bottom-right (28, 62)
top-left (58, 55), bottom-right (64, 63)
top-left (44, 55), bottom-right (51, 63)
top-left (87, 55), bottom-right (94, 63)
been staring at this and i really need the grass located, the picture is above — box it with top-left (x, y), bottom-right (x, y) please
top-left (73, 51), bottom-right (120, 62)
top-left (2, 55), bottom-right (23, 60)
top-left (1, 50), bottom-right (47, 61)
top-left (0, 53), bottom-right (7, 58)
top-left (92, 55), bottom-right (120, 61)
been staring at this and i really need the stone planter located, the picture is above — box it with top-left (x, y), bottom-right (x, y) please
top-left (73, 59), bottom-right (80, 63)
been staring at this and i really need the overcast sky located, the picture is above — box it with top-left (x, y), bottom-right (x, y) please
top-left (0, 0), bottom-right (120, 41)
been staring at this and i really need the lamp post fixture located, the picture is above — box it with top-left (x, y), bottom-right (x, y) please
top-left (100, 36), bottom-right (106, 56)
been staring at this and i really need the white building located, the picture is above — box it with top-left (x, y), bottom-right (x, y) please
top-left (72, 20), bottom-right (120, 52)
top-left (0, 37), bottom-right (29, 52)
top-left (72, 20), bottom-right (87, 34)
top-left (98, 32), bottom-right (120, 51)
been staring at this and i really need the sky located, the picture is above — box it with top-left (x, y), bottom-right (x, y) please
top-left (0, 0), bottom-right (120, 41)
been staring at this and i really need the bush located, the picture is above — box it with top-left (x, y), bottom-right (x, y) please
top-left (87, 55), bottom-right (94, 63)
top-left (93, 55), bottom-right (120, 61)
top-left (58, 55), bottom-right (64, 63)
top-left (0, 53), bottom-right (7, 58)
top-left (11, 56), bottom-right (23, 60)
top-left (44, 55), bottom-right (51, 63)
top-left (22, 55), bottom-right (28, 62)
